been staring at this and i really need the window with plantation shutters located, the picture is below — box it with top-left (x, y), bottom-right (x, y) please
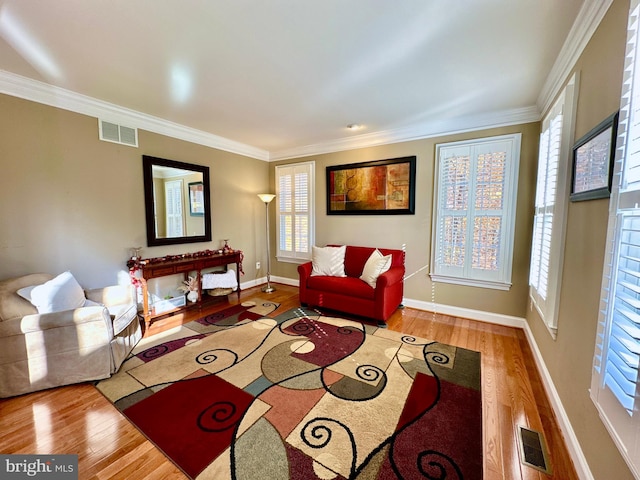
top-left (530, 119), bottom-right (560, 303)
top-left (164, 179), bottom-right (184, 238)
top-left (529, 74), bottom-right (578, 334)
top-left (275, 161), bottom-right (315, 262)
top-left (431, 134), bottom-right (521, 289)
top-left (591, 1), bottom-right (640, 476)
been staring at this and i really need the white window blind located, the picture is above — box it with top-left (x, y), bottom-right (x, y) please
top-left (529, 75), bottom-right (578, 334)
top-left (431, 134), bottom-right (521, 290)
top-left (591, 1), bottom-right (640, 476)
top-left (275, 161), bottom-right (315, 262)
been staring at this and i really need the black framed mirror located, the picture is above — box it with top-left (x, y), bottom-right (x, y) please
top-left (142, 155), bottom-right (212, 247)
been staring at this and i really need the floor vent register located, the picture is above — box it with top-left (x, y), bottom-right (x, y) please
top-left (517, 425), bottom-right (552, 474)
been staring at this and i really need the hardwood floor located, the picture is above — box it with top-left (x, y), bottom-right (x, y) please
top-left (0, 284), bottom-right (577, 479)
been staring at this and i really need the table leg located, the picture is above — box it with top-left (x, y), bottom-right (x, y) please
top-left (140, 278), bottom-right (152, 330)
top-left (235, 260), bottom-right (241, 299)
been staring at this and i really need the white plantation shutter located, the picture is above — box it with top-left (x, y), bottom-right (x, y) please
top-left (473, 149), bottom-right (507, 272)
top-left (591, 2), bottom-right (640, 476)
top-left (605, 214), bottom-right (640, 413)
top-left (438, 147), bottom-right (470, 277)
top-left (275, 161), bottom-right (314, 262)
top-left (294, 171), bottom-right (310, 254)
top-left (432, 134), bottom-right (520, 289)
top-left (530, 125), bottom-right (556, 302)
top-left (528, 76), bottom-right (578, 333)
top-left (279, 174), bottom-right (293, 253)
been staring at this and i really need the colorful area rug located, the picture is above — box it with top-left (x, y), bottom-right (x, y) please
top-left (96, 303), bottom-right (482, 479)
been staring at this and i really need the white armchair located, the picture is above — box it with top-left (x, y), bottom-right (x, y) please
top-left (0, 273), bottom-right (142, 398)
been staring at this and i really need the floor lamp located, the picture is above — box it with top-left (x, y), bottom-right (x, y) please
top-left (258, 193), bottom-right (276, 293)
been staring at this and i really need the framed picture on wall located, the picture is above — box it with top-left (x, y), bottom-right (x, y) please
top-left (326, 156), bottom-right (416, 214)
top-left (570, 111), bottom-right (619, 202)
top-left (188, 182), bottom-right (205, 216)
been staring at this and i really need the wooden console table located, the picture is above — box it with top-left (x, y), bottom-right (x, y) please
top-left (135, 252), bottom-right (241, 329)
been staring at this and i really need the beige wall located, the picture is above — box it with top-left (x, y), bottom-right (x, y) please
top-left (526, 0), bottom-right (634, 479)
top-left (272, 122), bottom-right (540, 318)
top-left (0, 94), bottom-right (270, 289)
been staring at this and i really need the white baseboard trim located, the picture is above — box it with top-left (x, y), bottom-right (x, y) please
top-left (240, 275), bottom-right (298, 291)
top-left (271, 275), bottom-right (299, 287)
top-left (239, 277), bottom-right (262, 290)
top-left (401, 298), bottom-right (527, 328)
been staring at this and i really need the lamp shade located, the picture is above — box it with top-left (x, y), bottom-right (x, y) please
top-left (258, 193), bottom-right (276, 204)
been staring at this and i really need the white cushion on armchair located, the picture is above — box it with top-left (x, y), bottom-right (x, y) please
top-left (19, 271), bottom-right (86, 314)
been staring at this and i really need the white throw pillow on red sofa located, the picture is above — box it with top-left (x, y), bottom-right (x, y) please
top-left (311, 245), bottom-right (347, 277)
top-left (360, 249), bottom-right (392, 287)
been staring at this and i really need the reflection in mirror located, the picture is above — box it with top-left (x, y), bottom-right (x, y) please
top-left (143, 155), bottom-right (212, 247)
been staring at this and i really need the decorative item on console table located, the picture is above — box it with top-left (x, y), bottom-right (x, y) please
top-left (178, 276), bottom-right (199, 303)
top-left (127, 248), bottom-right (244, 330)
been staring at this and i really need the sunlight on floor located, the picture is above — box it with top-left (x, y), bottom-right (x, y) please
top-left (134, 324), bottom-right (198, 353)
top-left (86, 410), bottom-right (120, 455)
top-left (31, 402), bottom-right (52, 453)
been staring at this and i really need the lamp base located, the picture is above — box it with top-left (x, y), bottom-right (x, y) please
top-left (262, 284), bottom-right (276, 293)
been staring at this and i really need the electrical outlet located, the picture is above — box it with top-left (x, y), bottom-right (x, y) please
top-left (256, 261), bottom-right (261, 270)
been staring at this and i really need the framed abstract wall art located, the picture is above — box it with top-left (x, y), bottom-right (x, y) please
top-left (570, 111), bottom-right (618, 202)
top-left (326, 156), bottom-right (416, 214)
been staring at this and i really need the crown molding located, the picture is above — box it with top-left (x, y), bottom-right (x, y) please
top-left (269, 106), bottom-right (540, 161)
top-left (0, 69), bottom-right (270, 161)
top-left (537, 0), bottom-right (614, 115)
top-left (0, 0), bottom-right (611, 165)
top-left (0, 67), bottom-right (546, 163)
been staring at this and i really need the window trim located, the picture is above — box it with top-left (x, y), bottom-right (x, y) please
top-left (529, 73), bottom-right (579, 337)
top-left (430, 133), bottom-right (521, 290)
top-left (275, 161), bottom-right (315, 264)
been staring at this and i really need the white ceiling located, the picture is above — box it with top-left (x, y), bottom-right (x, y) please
top-left (0, 0), bottom-right (594, 160)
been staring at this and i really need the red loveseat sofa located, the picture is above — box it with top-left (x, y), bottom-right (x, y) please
top-left (298, 245), bottom-right (405, 323)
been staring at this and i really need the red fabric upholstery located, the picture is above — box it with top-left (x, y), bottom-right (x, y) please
top-left (298, 245), bottom-right (405, 322)
top-left (307, 276), bottom-right (376, 299)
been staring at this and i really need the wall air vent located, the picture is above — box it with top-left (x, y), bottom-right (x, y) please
top-left (99, 120), bottom-right (138, 147)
